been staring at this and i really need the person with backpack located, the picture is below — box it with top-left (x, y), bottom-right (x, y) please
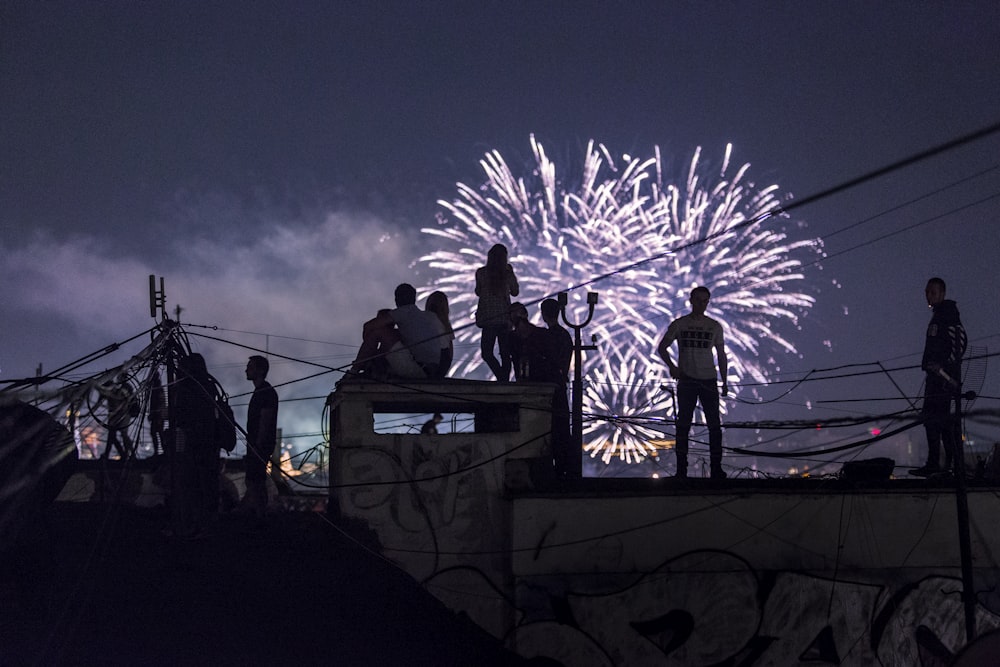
top-left (173, 352), bottom-right (218, 536)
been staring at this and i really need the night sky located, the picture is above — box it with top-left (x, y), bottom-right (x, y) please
top-left (3, 1), bottom-right (999, 468)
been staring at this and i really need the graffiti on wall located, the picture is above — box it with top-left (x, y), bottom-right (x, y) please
top-left (340, 436), bottom-right (507, 579)
top-left (509, 550), bottom-right (1000, 666)
top-left (336, 437), bottom-right (1000, 665)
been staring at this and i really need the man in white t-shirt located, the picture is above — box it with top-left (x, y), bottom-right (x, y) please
top-left (352, 283), bottom-right (449, 379)
top-left (657, 286), bottom-right (729, 479)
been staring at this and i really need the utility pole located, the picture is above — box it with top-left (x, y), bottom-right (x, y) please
top-left (558, 291), bottom-right (598, 478)
top-left (952, 382), bottom-right (977, 642)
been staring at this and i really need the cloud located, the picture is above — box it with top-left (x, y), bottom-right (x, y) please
top-left (1, 210), bottom-right (432, 448)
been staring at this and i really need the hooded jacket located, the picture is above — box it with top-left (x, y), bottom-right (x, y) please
top-left (921, 299), bottom-right (967, 380)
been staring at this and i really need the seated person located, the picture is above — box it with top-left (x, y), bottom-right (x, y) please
top-left (352, 283), bottom-right (448, 379)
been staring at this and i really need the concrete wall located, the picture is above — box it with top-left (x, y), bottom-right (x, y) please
top-left (328, 380), bottom-right (555, 637)
top-left (510, 490), bottom-right (1000, 665)
top-left (328, 381), bottom-right (1000, 665)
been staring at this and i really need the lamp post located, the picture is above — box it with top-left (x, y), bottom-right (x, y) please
top-left (558, 291), bottom-right (598, 478)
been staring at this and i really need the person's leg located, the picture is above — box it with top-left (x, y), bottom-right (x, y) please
top-left (942, 389), bottom-right (961, 473)
top-left (699, 380), bottom-right (725, 478)
top-left (480, 325), bottom-right (503, 380)
top-left (922, 420), bottom-right (942, 469)
top-left (171, 449), bottom-right (199, 537)
top-left (242, 446), bottom-right (267, 517)
top-left (352, 322), bottom-right (400, 375)
top-left (497, 327), bottom-right (513, 382)
top-left (385, 340), bottom-right (427, 379)
top-left (674, 381), bottom-right (698, 477)
top-left (920, 377), bottom-right (950, 471)
top-left (199, 451), bottom-right (220, 515)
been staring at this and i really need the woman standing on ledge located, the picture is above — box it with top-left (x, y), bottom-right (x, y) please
top-left (475, 243), bottom-right (519, 381)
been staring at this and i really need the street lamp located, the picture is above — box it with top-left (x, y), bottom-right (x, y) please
top-left (557, 291), bottom-right (598, 478)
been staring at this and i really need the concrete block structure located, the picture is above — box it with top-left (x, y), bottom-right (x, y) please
top-left (328, 379), bottom-right (1000, 665)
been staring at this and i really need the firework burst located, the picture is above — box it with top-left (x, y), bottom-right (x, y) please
top-left (418, 136), bottom-right (821, 465)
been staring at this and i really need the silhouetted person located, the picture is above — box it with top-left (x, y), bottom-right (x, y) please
top-left (147, 370), bottom-right (166, 456)
top-left (537, 299), bottom-right (574, 477)
top-left (508, 302), bottom-right (531, 381)
top-left (475, 243), bottom-right (519, 381)
top-left (101, 374), bottom-right (137, 460)
top-left (352, 284), bottom-right (448, 379)
top-left (173, 352), bottom-right (217, 536)
top-left (512, 299), bottom-right (575, 476)
top-left (425, 291), bottom-right (454, 378)
top-left (351, 308), bottom-right (393, 378)
top-left (657, 286), bottom-right (729, 479)
top-left (912, 277), bottom-right (967, 477)
top-left (421, 413), bottom-right (444, 434)
top-left (241, 355), bottom-right (278, 519)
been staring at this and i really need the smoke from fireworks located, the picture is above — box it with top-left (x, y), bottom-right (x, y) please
top-left (418, 136), bottom-right (822, 465)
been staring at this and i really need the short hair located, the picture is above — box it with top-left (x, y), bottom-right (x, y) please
top-left (540, 298), bottom-right (562, 320)
top-left (248, 355), bottom-right (269, 377)
top-left (394, 283), bottom-right (417, 306)
top-left (691, 286), bottom-right (711, 299)
top-left (927, 277), bottom-right (946, 292)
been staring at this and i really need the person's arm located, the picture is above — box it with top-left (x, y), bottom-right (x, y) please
top-left (715, 337), bottom-right (729, 396)
top-left (256, 395), bottom-right (278, 449)
top-left (947, 322), bottom-right (967, 366)
top-left (362, 310), bottom-right (394, 337)
top-left (435, 346), bottom-right (452, 378)
top-left (656, 325), bottom-right (681, 379)
top-left (475, 267), bottom-right (484, 297)
top-left (507, 265), bottom-right (519, 297)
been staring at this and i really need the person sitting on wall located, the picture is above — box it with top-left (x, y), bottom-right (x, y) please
top-left (351, 283), bottom-right (449, 380)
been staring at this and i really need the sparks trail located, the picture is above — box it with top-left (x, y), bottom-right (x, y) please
top-left (419, 137), bottom-right (823, 464)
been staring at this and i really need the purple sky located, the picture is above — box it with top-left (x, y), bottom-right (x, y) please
top-left (3, 1), bottom-right (999, 466)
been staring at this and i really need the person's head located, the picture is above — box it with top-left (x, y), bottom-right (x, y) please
top-left (540, 298), bottom-right (562, 325)
top-left (245, 355), bottom-right (269, 382)
top-left (394, 283), bottom-right (417, 307)
top-left (179, 352), bottom-right (210, 386)
top-left (689, 286), bottom-right (711, 315)
top-left (486, 243), bottom-right (508, 269)
top-left (509, 302), bottom-right (530, 336)
top-left (926, 277), bottom-right (946, 307)
top-left (509, 301), bottom-right (529, 323)
top-left (425, 291), bottom-right (450, 324)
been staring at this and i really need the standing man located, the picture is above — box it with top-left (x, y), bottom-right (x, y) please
top-left (242, 355), bottom-right (278, 518)
top-left (537, 299), bottom-right (574, 477)
top-left (912, 277), bottom-right (967, 476)
top-left (657, 286), bottom-right (729, 479)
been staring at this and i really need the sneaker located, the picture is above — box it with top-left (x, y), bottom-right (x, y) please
top-left (674, 469), bottom-right (687, 479)
top-left (710, 468), bottom-right (728, 480)
top-left (910, 464), bottom-right (942, 477)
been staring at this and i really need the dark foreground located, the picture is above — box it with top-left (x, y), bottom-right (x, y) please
top-left (1, 502), bottom-right (524, 666)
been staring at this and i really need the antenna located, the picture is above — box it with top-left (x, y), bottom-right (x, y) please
top-left (148, 275), bottom-right (166, 320)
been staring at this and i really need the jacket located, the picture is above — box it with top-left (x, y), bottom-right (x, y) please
top-left (921, 299), bottom-right (967, 380)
